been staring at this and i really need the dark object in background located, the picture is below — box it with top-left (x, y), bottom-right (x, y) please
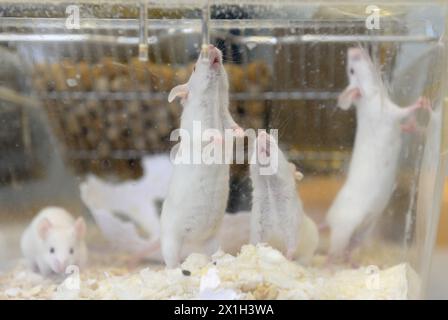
top-left (212, 5), bottom-right (251, 64)
top-left (0, 46), bottom-right (41, 183)
top-left (212, 5), bottom-right (253, 213)
top-left (0, 106), bottom-right (34, 182)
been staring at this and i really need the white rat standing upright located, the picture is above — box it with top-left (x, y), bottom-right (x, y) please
top-left (21, 206), bottom-right (87, 276)
top-left (168, 44), bottom-right (242, 135)
top-left (160, 45), bottom-right (243, 268)
top-left (326, 47), bottom-right (431, 259)
top-left (250, 131), bottom-right (319, 264)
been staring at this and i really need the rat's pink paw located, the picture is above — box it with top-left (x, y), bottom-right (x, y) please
top-left (285, 248), bottom-right (295, 261)
top-left (420, 97), bottom-right (432, 111)
top-left (211, 134), bottom-right (223, 145)
top-left (351, 87), bottom-right (362, 100)
top-left (338, 87), bottom-right (361, 110)
top-left (233, 126), bottom-right (245, 139)
top-left (401, 116), bottom-right (417, 133)
top-left (413, 96), bottom-right (432, 112)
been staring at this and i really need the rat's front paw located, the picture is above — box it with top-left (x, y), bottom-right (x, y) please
top-left (285, 248), bottom-right (295, 261)
top-left (415, 96), bottom-right (432, 112)
top-left (400, 115), bottom-right (417, 133)
top-left (232, 126), bottom-right (245, 139)
top-left (337, 87), bottom-right (361, 110)
top-left (350, 87), bottom-right (362, 100)
top-left (211, 134), bottom-right (224, 145)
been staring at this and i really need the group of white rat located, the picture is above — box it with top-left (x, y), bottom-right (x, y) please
top-left (21, 45), bottom-right (431, 276)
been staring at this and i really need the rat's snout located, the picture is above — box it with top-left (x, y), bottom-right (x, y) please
top-left (200, 44), bottom-right (222, 71)
top-left (207, 45), bottom-right (222, 69)
top-left (348, 48), bottom-right (363, 61)
top-left (54, 259), bottom-right (68, 273)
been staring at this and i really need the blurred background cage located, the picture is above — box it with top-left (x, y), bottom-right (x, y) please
top-left (0, 1), bottom-right (420, 181)
top-left (0, 0), bottom-right (443, 218)
top-left (0, 1), bottom-right (447, 298)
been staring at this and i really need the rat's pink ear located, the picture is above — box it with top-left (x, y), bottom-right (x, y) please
top-left (289, 162), bottom-right (304, 181)
top-left (348, 47), bottom-right (363, 61)
top-left (168, 83), bottom-right (189, 103)
top-left (294, 171), bottom-right (304, 181)
top-left (337, 87), bottom-right (360, 110)
top-left (38, 218), bottom-right (52, 240)
top-left (74, 217), bottom-right (86, 240)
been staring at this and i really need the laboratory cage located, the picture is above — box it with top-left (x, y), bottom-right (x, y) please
top-left (0, 0), bottom-right (447, 300)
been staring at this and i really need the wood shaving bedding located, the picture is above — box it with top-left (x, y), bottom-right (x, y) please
top-left (0, 244), bottom-right (420, 300)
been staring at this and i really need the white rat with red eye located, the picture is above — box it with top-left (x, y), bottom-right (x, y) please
top-left (20, 206), bottom-right (87, 276)
top-left (250, 131), bottom-right (319, 265)
top-left (326, 47), bottom-right (431, 261)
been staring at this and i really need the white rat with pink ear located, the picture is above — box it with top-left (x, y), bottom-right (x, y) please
top-left (168, 44), bottom-right (243, 137)
top-left (20, 206), bottom-right (87, 276)
top-left (326, 47), bottom-right (431, 261)
top-left (158, 45), bottom-right (244, 268)
top-left (250, 131), bottom-right (319, 265)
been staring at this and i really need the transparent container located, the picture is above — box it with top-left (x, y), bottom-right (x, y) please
top-left (0, 0), bottom-right (447, 299)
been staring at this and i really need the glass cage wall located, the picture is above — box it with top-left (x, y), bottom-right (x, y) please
top-left (0, 0), bottom-right (447, 299)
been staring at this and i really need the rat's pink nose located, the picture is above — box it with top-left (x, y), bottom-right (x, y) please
top-left (53, 260), bottom-right (62, 273)
top-left (56, 259), bottom-right (68, 273)
top-left (348, 47), bottom-right (363, 60)
top-left (208, 46), bottom-right (221, 67)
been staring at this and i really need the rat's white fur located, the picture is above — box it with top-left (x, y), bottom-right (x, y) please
top-left (160, 45), bottom-right (241, 268)
top-left (250, 132), bottom-right (318, 264)
top-left (327, 47), bottom-right (429, 258)
top-left (21, 206), bottom-right (87, 276)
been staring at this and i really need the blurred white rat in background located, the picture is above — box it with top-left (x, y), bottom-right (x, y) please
top-left (326, 47), bottom-right (431, 260)
top-left (250, 131), bottom-right (319, 265)
top-left (21, 206), bottom-right (87, 276)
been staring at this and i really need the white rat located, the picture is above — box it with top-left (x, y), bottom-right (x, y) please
top-left (159, 45), bottom-right (243, 268)
top-left (250, 131), bottom-right (319, 264)
top-left (21, 206), bottom-right (87, 276)
top-left (326, 47), bottom-right (431, 259)
top-left (168, 44), bottom-right (242, 135)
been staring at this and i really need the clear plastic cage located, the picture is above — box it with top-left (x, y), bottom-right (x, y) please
top-left (0, 0), bottom-right (447, 299)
